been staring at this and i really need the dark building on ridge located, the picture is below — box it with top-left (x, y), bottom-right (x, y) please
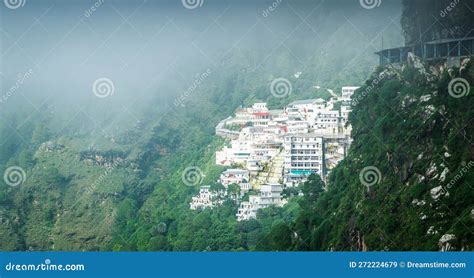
top-left (376, 37), bottom-right (474, 67)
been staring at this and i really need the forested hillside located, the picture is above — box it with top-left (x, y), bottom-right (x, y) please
top-left (0, 0), bottom-right (403, 251)
top-left (268, 58), bottom-right (474, 251)
top-left (262, 0), bottom-right (474, 251)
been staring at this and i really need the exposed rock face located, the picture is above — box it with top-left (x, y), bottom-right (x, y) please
top-left (80, 150), bottom-right (126, 169)
top-left (407, 52), bottom-right (426, 75)
top-left (302, 56), bottom-right (474, 251)
top-left (39, 141), bottom-right (65, 153)
top-left (430, 186), bottom-right (445, 200)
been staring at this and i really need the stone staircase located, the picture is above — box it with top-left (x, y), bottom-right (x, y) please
top-left (267, 149), bottom-right (284, 184)
top-left (250, 148), bottom-right (284, 189)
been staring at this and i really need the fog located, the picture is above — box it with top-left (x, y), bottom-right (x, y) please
top-left (1, 0), bottom-right (403, 133)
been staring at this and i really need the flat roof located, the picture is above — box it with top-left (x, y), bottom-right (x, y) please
top-left (223, 169), bottom-right (249, 174)
top-left (288, 99), bottom-right (318, 106)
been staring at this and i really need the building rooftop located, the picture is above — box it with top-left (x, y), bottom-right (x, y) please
top-left (252, 112), bottom-right (270, 116)
top-left (288, 99), bottom-right (318, 106)
top-left (268, 109), bottom-right (284, 116)
top-left (223, 169), bottom-right (249, 174)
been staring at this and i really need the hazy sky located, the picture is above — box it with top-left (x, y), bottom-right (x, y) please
top-left (0, 0), bottom-right (403, 119)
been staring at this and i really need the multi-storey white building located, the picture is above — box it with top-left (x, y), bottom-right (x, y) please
top-left (340, 105), bottom-right (352, 136)
top-left (323, 135), bottom-right (350, 180)
top-left (314, 109), bottom-right (339, 134)
top-left (252, 103), bottom-right (268, 111)
top-left (259, 183), bottom-right (284, 208)
top-left (236, 195), bottom-right (260, 221)
top-left (216, 126), bottom-right (282, 170)
top-left (215, 140), bottom-right (251, 166)
top-left (287, 99), bottom-right (325, 111)
top-left (236, 183), bottom-right (284, 221)
top-left (190, 186), bottom-right (223, 210)
top-left (283, 134), bottom-right (324, 186)
top-left (340, 86), bottom-right (360, 102)
top-left (219, 169), bottom-right (251, 193)
top-left (214, 94), bottom-right (357, 218)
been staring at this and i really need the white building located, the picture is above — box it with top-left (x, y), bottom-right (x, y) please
top-left (219, 169), bottom-right (251, 193)
top-left (259, 183), bottom-right (284, 208)
top-left (323, 135), bottom-right (350, 181)
top-left (314, 109), bottom-right (339, 134)
top-left (213, 94), bottom-right (357, 217)
top-left (190, 186), bottom-right (223, 210)
top-left (340, 86), bottom-right (360, 102)
top-left (215, 139), bottom-right (251, 166)
top-left (251, 111), bottom-right (271, 127)
top-left (216, 126), bottom-right (282, 170)
top-left (236, 195), bottom-right (260, 221)
top-left (252, 103), bottom-right (268, 111)
top-left (286, 112), bottom-right (309, 134)
top-left (287, 99), bottom-right (322, 111)
top-left (283, 133), bottom-right (324, 187)
top-left (236, 183), bottom-right (284, 221)
top-left (340, 105), bottom-right (352, 136)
